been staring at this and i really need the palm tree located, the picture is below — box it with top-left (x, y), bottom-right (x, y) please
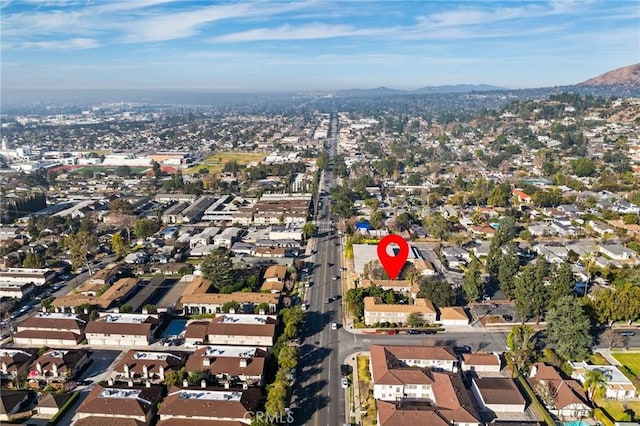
top-left (507, 324), bottom-right (536, 374)
top-left (583, 369), bottom-right (607, 401)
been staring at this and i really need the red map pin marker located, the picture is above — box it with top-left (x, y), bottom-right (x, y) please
top-left (377, 234), bottom-right (409, 280)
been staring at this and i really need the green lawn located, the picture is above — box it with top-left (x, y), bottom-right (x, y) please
top-left (356, 355), bottom-right (376, 426)
top-left (70, 165), bottom-right (149, 176)
top-left (612, 353), bottom-right (640, 377)
top-left (596, 399), bottom-right (640, 422)
top-left (587, 352), bottom-right (611, 365)
top-left (183, 151), bottom-right (266, 174)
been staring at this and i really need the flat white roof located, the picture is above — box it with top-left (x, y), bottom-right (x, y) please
top-left (176, 390), bottom-right (242, 401)
top-left (35, 312), bottom-right (86, 322)
top-left (202, 346), bottom-right (257, 358)
top-left (98, 313), bottom-right (150, 324)
top-left (133, 351), bottom-right (180, 361)
top-left (99, 388), bottom-right (143, 399)
top-left (0, 349), bottom-right (32, 357)
top-left (219, 315), bottom-right (269, 325)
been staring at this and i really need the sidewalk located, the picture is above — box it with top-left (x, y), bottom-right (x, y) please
top-left (594, 348), bottom-right (622, 366)
top-left (344, 351), bottom-right (368, 426)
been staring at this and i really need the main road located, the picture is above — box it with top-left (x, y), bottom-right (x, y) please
top-left (290, 114), bottom-right (635, 425)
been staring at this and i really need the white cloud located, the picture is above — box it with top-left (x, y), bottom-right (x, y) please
top-left (7, 38), bottom-right (100, 50)
top-left (121, 2), bottom-right (312, 43)
top-left (210, 23), bottom-right (363, 42)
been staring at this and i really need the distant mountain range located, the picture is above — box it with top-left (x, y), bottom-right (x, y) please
top-left (335, 84), bottom-right (506, 96)
top-left (333, 64), bottom-right (640, 97)
top-left (579, 63), bottom-right (640, 87)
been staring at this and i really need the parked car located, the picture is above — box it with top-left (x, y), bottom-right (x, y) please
top-left (341, 377), bottom-right (349, 388)
top-left (331, 323), bottom-right (338, 330)
top-left (325, 297), bottom-right (332, 304)
top-left (502, 315), bottom-right (513, 321)
top-left (482, 294), bottom-right (491, 301)
top-left (491, 303), bottom-right (499, 309)
top-left (453, 345), bottom-right (472, 353)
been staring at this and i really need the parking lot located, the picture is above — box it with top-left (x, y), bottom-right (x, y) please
top-left (470, 302), bottom-right (519, 324)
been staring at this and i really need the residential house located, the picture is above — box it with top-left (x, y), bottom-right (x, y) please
top-left (0, 268), bottom-right (56, 286)
top-left (441, 247), bottom-right (471, 269)
top-left (470, 223), bottom-right (497, 238)
top-left (364, 297), bottom-right (437, 326)
top-left (534, 244), bottom-right (569, 264)
top-left (460, 353), bottom-right (502, 374)
top-left (52, 277), bottom-right (140, 313)
top-left (269, 224), bottom-right (304, 241)
top-left (112, 350), bottom-right (186, 384)
top-left (84, 313), bottom-right (160, 346)
top-left (0, 349), bottom-right (37, 383)
top-left (189, 244), bottom-right (217, 257)
top-left (370, 345), bottom-right (480, 425)
top-left (213, 227), bottom-right (242, 248)
top-left (180, 274), bottom-right (280, 315)
top-left (437, 307), bottom-right (470, 326)
top-left (413, 258), bottom-right (437, 276)
top-left (0, 390), bottom-right (31, 423)
top-left (254, 246), bottom-right (286, 258)
top-left (189, 227), bottom-right (220, 249)
top-left (13, 312), bottom-right (88, 346)
top-left (370, 345), bottom-right (459, 381)
top-left (0, 282), bottom-right (35, 299)
top-left (598, 243), bottom-right (637, 261)
top-left (27, 349), bottom-right (91, 385)
top-left (206, 315), bottom-right (277, 348)
top-left (513, 189), bottom-right (533, 204)
top-left (157, 386), bottom-right (261, 425)
top-left (471, 377), bottom-right (527, 413)
top-left (185, 346), bottom-right (267, 387)
top-left (230, 242), bottom-right (255, 256)
top-left (73, 384), bottom-right (164, 425)
top-left (260, 264), bottom-right (288, 293)
top-left (528, 363), bottom-right (591, 419)
top-left (36, 392), bottom-right (73, 418)
top-left (360, 279), bottom-right (420, 300)
top-left (589, 220), bottom-right (616, 236)
top-left (570, 362), bottom-right (637, 400)
top-left (377, 400), bottom-right (481, 426)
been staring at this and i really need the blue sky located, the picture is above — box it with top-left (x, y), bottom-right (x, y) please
top-left (1, 0), bottom-right (638, 91)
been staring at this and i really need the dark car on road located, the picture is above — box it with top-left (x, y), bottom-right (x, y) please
top-left (453, 345), bottom-right (472, 353)
top-left (502, 314), bottom-right (513, 321)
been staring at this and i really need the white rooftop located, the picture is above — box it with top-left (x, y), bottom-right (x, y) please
top-left (100, 388), bottom-right (144, 399)
top-left (176, 390), bottom-right (242, 401)
top-left (0, 349), bottom-right (32, 357)
top-left (99, 313), bottom-right (150, 323)
top-left (202, 346), bottom-right (257, 358)
top-left (219, 315), bottom-right (269, 325)
top-left (35, 312), bottom-right (86, 323)
top-left (133, 351), bottom-right (180, 361)
top-left (572, 362), bottom-right (633, 385)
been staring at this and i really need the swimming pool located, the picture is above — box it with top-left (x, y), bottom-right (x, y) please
top-left (162, 319), bottom-right (188, 338)
top-left (563, 421), bottom-right (589, 426)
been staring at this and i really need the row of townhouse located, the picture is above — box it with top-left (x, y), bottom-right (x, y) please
top-left (373, 343), bottom-right (599, 424)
